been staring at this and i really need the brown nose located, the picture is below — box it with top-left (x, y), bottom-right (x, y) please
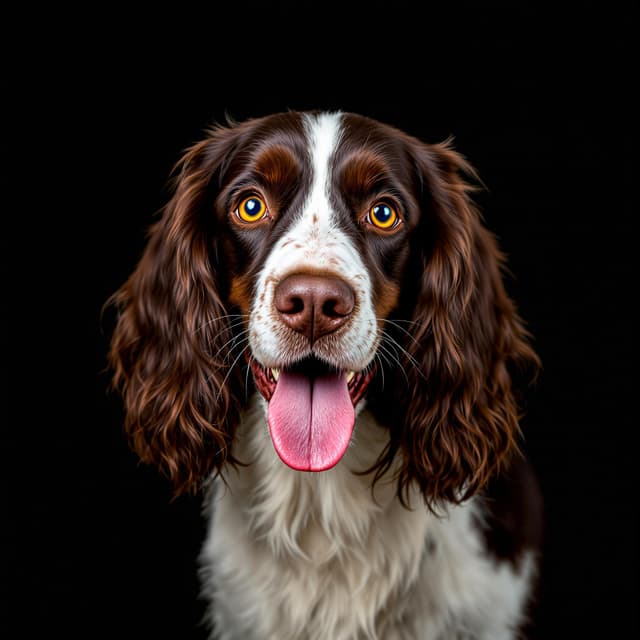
top-left (274, 273), bottom-right (355, 345)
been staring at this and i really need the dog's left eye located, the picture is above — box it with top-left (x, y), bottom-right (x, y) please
top-left (367, 202), bottom-right (400, 230)
top-left (236, 195), bottom-right (268, 223)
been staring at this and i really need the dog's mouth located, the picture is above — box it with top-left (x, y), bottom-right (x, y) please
top-left (250, 356), bottom-right (375, 472)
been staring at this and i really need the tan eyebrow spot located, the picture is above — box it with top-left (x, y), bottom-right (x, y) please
top-left (375, 280), bottom-right (401, 319)
top-left (229, 275), bottom-right (254, 315)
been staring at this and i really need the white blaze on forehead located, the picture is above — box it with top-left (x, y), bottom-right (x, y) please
top-left (302, 111), bottom-right (342, 227)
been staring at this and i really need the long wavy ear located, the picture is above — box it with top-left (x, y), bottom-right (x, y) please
top-left (109, 125), bottom-right (244, 495)
top-left (383, 139), bottom-right (539, 509)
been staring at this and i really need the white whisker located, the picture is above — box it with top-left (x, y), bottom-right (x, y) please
top-left (193, 314), bottom-right (249, 334)
top-left (213, 345), bottom-right (250, 402)
top-left (212, 329), bottom-right (251, 363)
top-left (377, 340), bottom-right (410, 386)
top-left (245, 352), bottom-right (255, 402)
top-left (379, 318), bottom-right (422, 348)
top-left (381, 317), bottom-right (422, 327)
top-left (374, 352), bottom-right (385, 391)
top-left (381, 331), bottom-right (427, 381)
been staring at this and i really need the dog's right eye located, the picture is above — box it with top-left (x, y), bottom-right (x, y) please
top-left (366, 201), bottom-right (401, 231)
top-left (236, 195), bottom-right (268, 223)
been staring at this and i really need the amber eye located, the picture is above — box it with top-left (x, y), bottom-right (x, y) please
top-left (237, 195), bottom-right (267, 223)
top-left (368, 202), bottom-right (399, 230)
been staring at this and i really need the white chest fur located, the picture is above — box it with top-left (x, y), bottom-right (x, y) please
top-left (200, 395), bottom-right (534, 640)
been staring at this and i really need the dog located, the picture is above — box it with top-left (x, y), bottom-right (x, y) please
top-left (109, 111), bottom-right (542, 639)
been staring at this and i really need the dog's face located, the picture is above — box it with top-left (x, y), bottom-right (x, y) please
top-left (213, 113), bottom-right (419, 471)
top-left (110, 111), bottom-right (538, 504)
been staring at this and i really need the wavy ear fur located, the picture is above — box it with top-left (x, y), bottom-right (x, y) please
top-left (109, 126), bottom-right (243, 495)
top-left (383, 140), bottom-right (539, 508)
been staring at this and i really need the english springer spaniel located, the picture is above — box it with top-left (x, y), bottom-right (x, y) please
top-left (110, 111), bottom-right (542, 639)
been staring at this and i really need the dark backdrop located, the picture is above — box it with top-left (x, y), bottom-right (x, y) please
top-left (7, 3), bottom-right (635, 638)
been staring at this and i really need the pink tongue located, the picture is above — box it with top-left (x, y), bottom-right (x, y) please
top-left (267, 370), bottom-right (354, 471)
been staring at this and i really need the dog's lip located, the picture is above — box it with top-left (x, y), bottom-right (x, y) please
top-left (248, 356), bottom-right (375, 406)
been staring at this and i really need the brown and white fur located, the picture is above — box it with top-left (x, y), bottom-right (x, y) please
top-left (110, 111), bottom-right (543, 639)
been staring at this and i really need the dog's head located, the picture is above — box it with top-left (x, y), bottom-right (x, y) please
top-left (109, 111), bottom-right (538, 506)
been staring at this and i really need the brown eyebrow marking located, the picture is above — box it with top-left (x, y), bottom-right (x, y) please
top-left (337, 149), bottom-right (390, 198)
top-left (254, 145), bottom-right (301, 187)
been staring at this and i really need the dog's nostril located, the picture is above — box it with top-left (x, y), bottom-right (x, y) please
top-left (322, 298), bottom-right (346, 318)
top-left (286, 296), bottom-right (305, 315)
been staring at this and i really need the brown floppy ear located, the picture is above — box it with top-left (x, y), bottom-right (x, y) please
top-left (109, 125), bottom-right (243, 495)
top-left (387, 139), bottom-right (539, 508)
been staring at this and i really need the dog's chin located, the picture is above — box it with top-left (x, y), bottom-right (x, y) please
top-left (249, 355), bottom-right (375, 472)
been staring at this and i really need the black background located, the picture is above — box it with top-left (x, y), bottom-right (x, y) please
top-left (6, 3), bottom-right (635, 638)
